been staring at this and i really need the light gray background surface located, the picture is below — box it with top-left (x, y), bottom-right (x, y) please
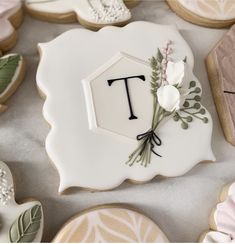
top-left (1, 0), bottom-right (235, 242)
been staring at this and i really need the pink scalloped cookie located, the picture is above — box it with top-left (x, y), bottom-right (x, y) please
top-left (167, 0), bottom-right (235, 28)
top-left (0, 0), bottom-right (23, 52)
top-left (201, 182), bottom-right (235, 242)
top-left (52, 205), bottom-right (169, 243)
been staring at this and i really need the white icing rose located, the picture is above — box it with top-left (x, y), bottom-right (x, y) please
top-left (157, 85), bottom-right (181, 112)
top-left (157, 60), bottom-right (187, 112)
top-left (166, 60), bottom-right (185, 86)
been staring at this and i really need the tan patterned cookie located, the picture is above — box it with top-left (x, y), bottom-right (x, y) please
top-left (25, 0), bottom-right (138, 30)
top-left (167, 0), bottom-right (235, 28)
top-left (206, 25), bottom-right (235, 146)
top-left (52, 205), bottom-right (169, 243)
top-left (0, 0), bottom-right (23, 53)
top-left (0, 54), bottom-right (25, 113)
top-left (200, 182), bottom-right (235, 242)
top-left (0, 161), bottom-right (44, 242)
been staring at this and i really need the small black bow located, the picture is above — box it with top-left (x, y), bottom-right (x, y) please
top-left (137, 130), bottom-right (162, 157)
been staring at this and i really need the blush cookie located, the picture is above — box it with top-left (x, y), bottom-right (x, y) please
top-left (52, 205), bottom-right (169, 243)
top-left (25, 0), bottom-right (134, 30)
top-left (167, 0), bottom-right (235, 28)
top-left (0, 0), bottom-right (23, 52)
top-left (206, 25), bottom-right (235, 146)
top-left (0, 54), bottom-right (25, 113)
top-left (36, 21), bottom-right (215, 193)
top-left (200, 182), bottom-right (235, 242)
top-left (0, 161), bottom-right (44, 242)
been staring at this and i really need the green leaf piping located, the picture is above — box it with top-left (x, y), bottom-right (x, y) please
top-left (9, 204), bottom-right (42, 243)
top-left (0, 55), bottom-right (21, 95)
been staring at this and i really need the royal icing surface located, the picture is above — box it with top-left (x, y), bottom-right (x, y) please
top-left (214, 196), bottom-right (235, 240)
top-left (178, 0), bottom-right (235, 20)
top-left (0, 0), bottom-right (21, 43)
top-left (201, 182), bottom-right (235, 243)
top-left (0, 161), bottom-right (43, 243)
top-left (52, 206), bottom-right (169, 243)
top-left (25, 0), bottom-right (131, 25)
top-left (202, 231), bottom-right (233, 243)
top-left (37, 21), bottom-right (215, 192)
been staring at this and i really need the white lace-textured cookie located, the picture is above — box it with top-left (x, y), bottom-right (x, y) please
top-left (52, 205), bottom-right (169, 243)
top-left (25, 0), bottom-right (133, 30)
top-left (0, 161), bottom-right (44, 243)
top-left (36, 21), bottom-right (214, 193)
top-left (167, 0), bottom-right (235, 28)
top-left (200, 182), bottom-right (235, 242)
top-left (0, 0), bottom-right (23, 52)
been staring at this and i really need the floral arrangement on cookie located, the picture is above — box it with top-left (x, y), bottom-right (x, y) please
top-left (127, 41), bottom-right (208, 167)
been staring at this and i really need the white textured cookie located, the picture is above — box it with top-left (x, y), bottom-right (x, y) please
top-left (0, 0), bottom-right (23, 52)
top-left (200, 182), bottom-right (235, 242)
top-left (36, 21), bottom-right (215, 193)
top-left (0, 161), bottom-right (44, 243)
top-left (25, 0), bottom-right (134, 30)
top-left (167, 0), bottom-right (235, 28)
top-left (52, 205), bottom-right (169, 243)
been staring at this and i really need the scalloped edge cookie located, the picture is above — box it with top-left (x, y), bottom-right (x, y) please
top-left (0, 0), bottom-right (24, 52)
top-left (200, 182), bottom-right (235, 242)
top-left (167, 0), bottom-right (235, 28)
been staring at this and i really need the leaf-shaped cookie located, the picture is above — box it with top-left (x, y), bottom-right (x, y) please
top-left (0, 54), bottom-right (25, 111)
top-left (0, 54), bottom-right (21, 94)
top-left (9, 205), bottom-right (42, 243)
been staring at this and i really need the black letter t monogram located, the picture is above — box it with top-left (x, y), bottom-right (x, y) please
top-left (107, 75), bottom-right (145, 120)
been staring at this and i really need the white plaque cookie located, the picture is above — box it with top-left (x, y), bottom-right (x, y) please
top-left (37, 21), bottom-right (215, 193)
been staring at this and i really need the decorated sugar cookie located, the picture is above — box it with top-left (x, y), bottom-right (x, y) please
top-left (0, 161), bottom-right (43, 242)
top-left (200, 182), bottom-right (235, 243)
top-left (206, 25), bottom-right (235, 146)
top-left (0, 0), bottom-right (23, 52)
top-left (25, 0), bottom-right (134, 30)
top-left (0, 54), bottom-right (25, 113)
top-left (52, 205), bottom-right (169, 242)
top-left (37, 21), bottom-right (215, 193)
top-left (167, 0), bottom-right (235, 28)
top-left (124, 0), bottom-right (140, 8)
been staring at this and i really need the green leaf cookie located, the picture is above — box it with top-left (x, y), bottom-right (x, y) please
top-left (0, 55), bottom-right (21, 95)
top-left (9, 205), bottom-right (42, 243)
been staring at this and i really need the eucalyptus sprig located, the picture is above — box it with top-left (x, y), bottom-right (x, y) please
top-left (127, 49), bottom-right (169, 167)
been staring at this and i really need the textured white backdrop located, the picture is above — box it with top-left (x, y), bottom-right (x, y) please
top-left (0, 0), bottom-right (234, 242)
